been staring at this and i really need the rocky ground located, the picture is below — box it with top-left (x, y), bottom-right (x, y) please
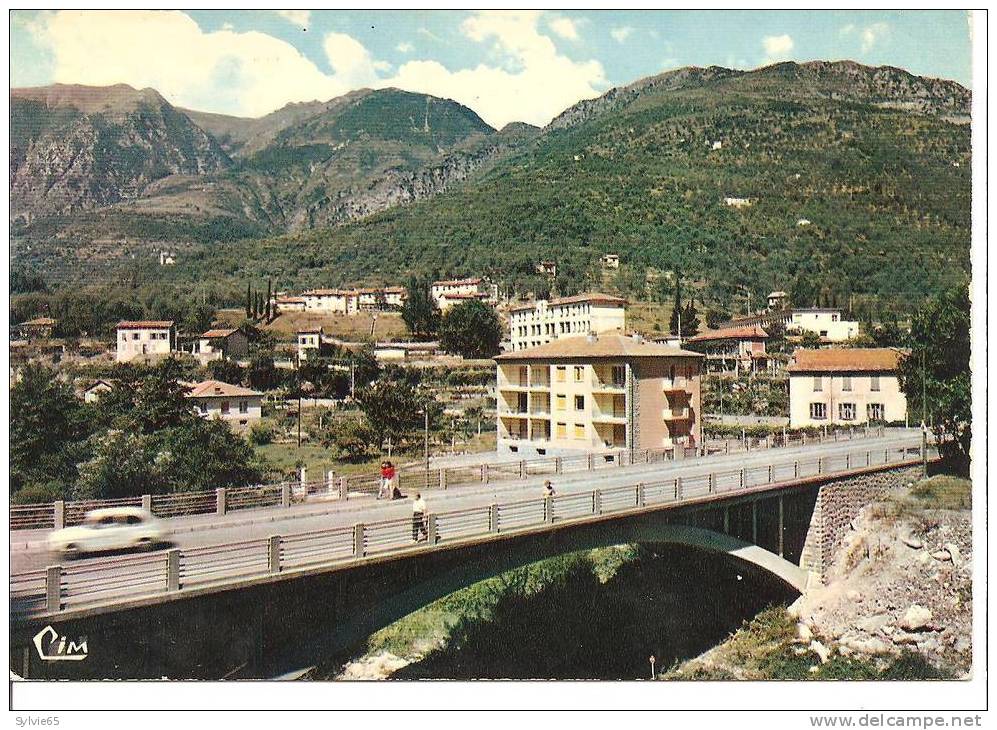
top-left (670, 475), bottom-right (973, 680)
top-left (792, 477), bottom-right (972, 674)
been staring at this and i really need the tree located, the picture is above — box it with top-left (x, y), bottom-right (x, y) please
top-left (247, 355), bottom-right (281, 392)
top-left (10, 366), bottom-right (88, 495)
top-left (401, 276), bottom-right (440, 340)
top-left (898, 285), bottom-right (971, 469)
top-left (265, 278), bottom-right (272, 321)
top-left (798, 330), bottom-right (823, 349)
top-left (207, 358), bottom-right (244, 385)
top-left (681, 298), bottom-right (700, 337)
top-left (245, 282), bottom-right (252, 318)
top-left (355, 381), bottom-right (438, 448)
top-left (705, 306), bottom-right (732, 330)
top-left (669, 274), bottom-right (683, 336)
top-left (439, 300), bottom-right (503, 359)
top-left (320, 416), bottom-right (377, 462)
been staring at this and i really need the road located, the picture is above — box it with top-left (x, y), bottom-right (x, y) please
top-left (10, 431), bottom-right (922, 575)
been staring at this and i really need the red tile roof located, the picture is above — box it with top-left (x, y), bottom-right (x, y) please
top-left (201, 328), bottom-right (239, 339)
top-left (116, 320), bottom-right (174, 330)
top-left (550, 292), bottom-right (627, 307)
top-left (787, 347), bottom-right (905, 373)
top-left (688, 324), bottom-right (769, 343)
top-left (434, 277), bottom-right (483, 287)
top-left (185, 380), bottom-right (262, 398)
top-left (496, 333), bottom-right (701, 361)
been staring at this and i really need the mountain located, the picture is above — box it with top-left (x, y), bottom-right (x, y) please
top-left (10, 61), bottom-right (970, 313)
top-left (10, 85), bottom-right (525, 247)
top-left (162, 61), bottom-right (970, 311)
top-left (10, 84), bottom-right (230, 223)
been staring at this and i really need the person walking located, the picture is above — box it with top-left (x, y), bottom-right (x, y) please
top-left (412, 493), bottom-right (428, 541)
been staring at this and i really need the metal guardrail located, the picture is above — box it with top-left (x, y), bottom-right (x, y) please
top-left (10, 440), bottom-right (933, 620)
top-left (8, 425), bottom-right (890, 531)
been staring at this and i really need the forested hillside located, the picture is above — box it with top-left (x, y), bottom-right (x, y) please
top-left (170, 61), bottom-right (971, 312)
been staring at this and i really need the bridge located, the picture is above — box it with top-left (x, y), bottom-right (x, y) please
top-left (10, 429), bottom-right (935, 679)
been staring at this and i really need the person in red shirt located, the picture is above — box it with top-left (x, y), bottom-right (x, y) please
top-left (379, 461), bottom-right (396, 500)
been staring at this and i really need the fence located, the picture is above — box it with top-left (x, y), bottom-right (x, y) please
top-left (8, 425), bottom-right (891, 531)
top-left (10, 440), bottom-right (932, 619)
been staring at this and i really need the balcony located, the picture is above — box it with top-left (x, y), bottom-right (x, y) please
top-left (592, 379), bottom-right (626, 393)
top-left (662, 407), bottom-right (691, 421)
top-left (663, 382), bottom-right (689, 394)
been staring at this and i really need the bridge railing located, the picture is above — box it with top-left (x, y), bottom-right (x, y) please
top-left (10, 440), bottom-right (936, 620)
top-left (9, 426), bottom-right (894, 531)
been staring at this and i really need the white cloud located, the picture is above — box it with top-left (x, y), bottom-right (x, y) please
top-left (762, 34), bottom-right (795, 63)
top-left (273, 10), bottom-right (310, 29)
top-left (841, 22), bottom-right (890, 53)
top-left (548, 15), bottom-right (580, 41)
top-left (27, 9), bottom-right (607, 128)
top-left (611, 26), bottom-right (634, 43)
top-left (396, 41), bottom-right (414, 53)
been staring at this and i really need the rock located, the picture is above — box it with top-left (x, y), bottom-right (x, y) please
top-left (809, 665), bottom-right (820, 674)
top-left (954, 637), bottom-right (971, 653)
top-left (893, 632), bottom-right (920, 645)
top-left (932, 549), bottom-right (952, 562)
top-left (902, 535), bottom-right (924, 549)
top-left (855, 614), bottom-right (891, 633)
top-left (797, 623), bottom-right (814, 643)
top-left (786, 596), bottom-right (805, 619)
top-left (838, 645), bottom-right (854, 657)
top-left (842, 636), bottom-right (891, 655)
top-left (900, 604), bottom-right (934, 631)
top-left (917, 552), bottom-right (933, 564)
top-left (945, 543), bottom-right (962, 567)
top-left (846, 590), bottom-right (863, 602)
top-left (809, 640), bottom-right (831, 664)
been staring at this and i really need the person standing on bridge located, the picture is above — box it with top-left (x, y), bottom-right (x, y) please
top-left (543, 481), bottom-right (556, 498)
top-left (379, 461), bottom-right (396, 500)
top-left (412, 493), bottom-right (428, 541)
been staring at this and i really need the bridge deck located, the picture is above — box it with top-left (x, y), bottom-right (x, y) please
top-left (10, 434), bottom-right (932, 623)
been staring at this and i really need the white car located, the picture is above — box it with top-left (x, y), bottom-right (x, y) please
top-left (48, 507), bottom-right (166, 558)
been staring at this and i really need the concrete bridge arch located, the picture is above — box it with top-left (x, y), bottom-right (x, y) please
top-left (275, 514), bottom-right (809, 677)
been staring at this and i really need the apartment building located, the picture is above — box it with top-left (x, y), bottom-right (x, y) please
top-left (115, 321), bottom-right (176, 363)
top-left (509, 293), bottom-right (626, 351)
top-left (185, 380), bottom-right (263, 432)
top-left (494, 333), bottom-right (702, 458)
top-left (788, 348), bottom-right (908, 428)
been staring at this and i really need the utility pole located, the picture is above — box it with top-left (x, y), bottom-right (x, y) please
top-left (424, 409), bottom-right (430, 476)
top-left (921, 349), bottom-right (928, 478)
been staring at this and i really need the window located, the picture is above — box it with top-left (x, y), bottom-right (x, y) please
top-left (555, 366), bottom-right (566, 382)
top-left (198, 403), bottom-right (208, 414)
top-left (239, 400), bottom-right (248, 414)
top-left (132, 333), bottom-right (140, 340)
top-left (574, 395), bottom-right (585, 411)
top-left (832, 313), bottom-right (840, 322)
top-left (612, 365), bottom-right (626, 386)
top-left (813, 376), bottom-right (823, 392)
top-left (810, 403), bottom-right (827, 420)
top-left (867, 403), bottom-right (884, 421)
top-left (842, 376), bottom-right (852, 392)
top-left (220, 401), bottom-right (230, 415)
top-left (819, 330), bottom-right (828, 337)
top-left (574, 423), bottom-right (585, 439)
top-left (573, 366), bottom-right (584, 382)
top-left (870, 375), bottom-right (880, 392)
top-left (555, 394), bottom-right (566, 411)
top-left (839, 403), bottom-right (856, 421)
top-left (556, 422), bottom-right (567, 438)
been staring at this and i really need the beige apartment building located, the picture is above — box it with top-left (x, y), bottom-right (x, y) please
top-left (788, 348), bottom-right (908, 428)
top-left (494, 333), bottom-right (702, 458)
top-left (509, 293), bottom-right (627, 351)
top-left (115, 321), bottom-right (176, 363)
top-left (431, 277), bottom-right (498, 311)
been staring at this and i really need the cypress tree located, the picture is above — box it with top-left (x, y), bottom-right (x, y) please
top-left (245, 283), bottom-right (252, 318)
top-left (669, 273), bottom-right (683, 336)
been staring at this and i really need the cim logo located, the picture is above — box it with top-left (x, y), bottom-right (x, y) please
top-left (33, 625), bottom-right (88, 662)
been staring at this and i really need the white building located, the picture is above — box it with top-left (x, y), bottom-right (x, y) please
top-left (788, 348), bottom-right (908, 428)
top-left (788, 308), bottom-right (859, 342)
top-left (296, 327), bottom-right (324, 361)
top-left (431, 277), bottom-right (498, 311)
top-left (185, 380), bottom-right (263, 432)
top-left (301, 289), bottom-right (359, 314)
top-left (767, 291), bottom-right (788, 310)
top-left (600, 254), bottom-right (620, 270)
top-left (274, 295), bottom-right (306, 313)
top-left (509, 293), bottom-right (627, 352)
top-left (115, 321), bottom-right (176, 363)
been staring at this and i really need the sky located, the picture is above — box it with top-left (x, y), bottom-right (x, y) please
top-left (9, 10), bottom-right (974, 129)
